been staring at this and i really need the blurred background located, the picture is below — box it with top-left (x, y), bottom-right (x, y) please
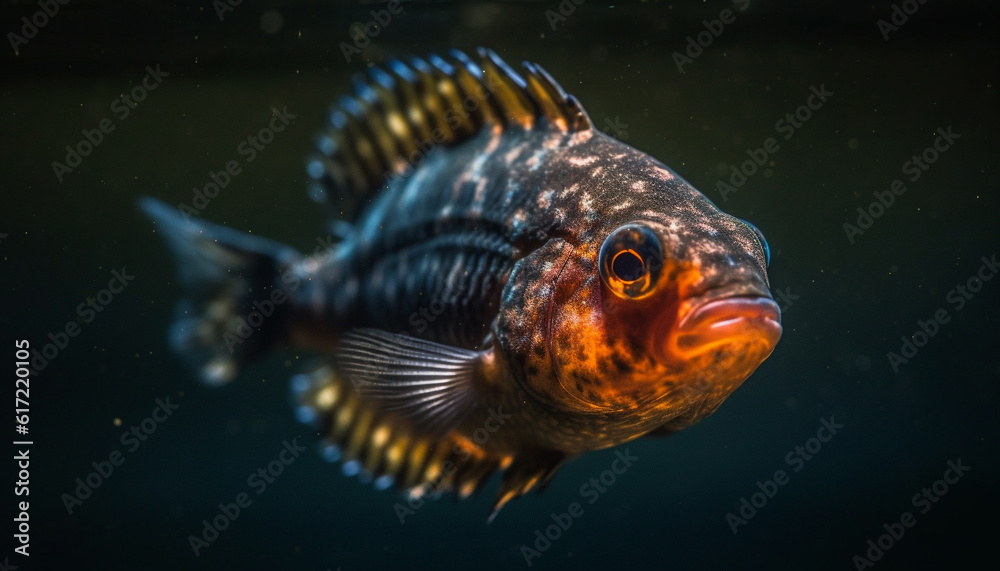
top-left (2, 0), bottom-right (998, 569)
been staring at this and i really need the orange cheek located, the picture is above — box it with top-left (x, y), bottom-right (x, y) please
top-left (550, 291), bottom-right (664, 410)
top-left (546, 249), bottom-right (709, 411)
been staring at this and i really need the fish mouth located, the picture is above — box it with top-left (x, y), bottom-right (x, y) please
top-left (668, 296), bottom-right (782, 359)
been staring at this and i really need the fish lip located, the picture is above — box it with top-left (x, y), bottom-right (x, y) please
top-left (677, 295), bottom-right (782, 332)
top-left (669, 295), bottom-right (782, 357)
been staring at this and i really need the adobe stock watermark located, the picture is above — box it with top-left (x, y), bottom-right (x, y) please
top-left (774, 286), bottom-right (799, 313)
top-left (179, 106), bottom-right (296, 218)
top-left (518, 449), bottom-right (638, 566)
top-left (51, 65), bottom-right (169, 182)
top-left (843, 126), bottom-right (959, 244)
top-left (28, 267), bottom-right (135, 375)
top-left (850, 458), bottom-right (970, 570)
top-left (725, 416), bottom-right (843, 534)
top-left (222, 233), bottom-right (337, 353)
top-left (340, 0), bottom-right (403, 63)
top-left (603, 116), bottom-right (629, 141)
top-left (307, 58), bottom-right (501, 199)
top-left (392, 406), bottom-right (511, 524)
top-left (404, 283), bottom-right (463, 335)
top-left (317, 69), bottom-right (502, 197)
top-left (212, 0), bottom-right (243, 21)
top-left (544, 0), bottom-right (585, 31)
top-left (187, 438), bottom-right (306, 556)
top-left (7, 0), bottom-right (71, 56)
top-left (61, 396), bottom-right (180, 514)
top-left (672, 0), bottom-right (750, 73)
top-left (886, 254), bottom-right (996, 372)
top-left (877, 0), bottom-right (930, 41)
top-left (716, 84), bottom-right (833, 202)
top-left (389, 72), bottom-right (500, 185)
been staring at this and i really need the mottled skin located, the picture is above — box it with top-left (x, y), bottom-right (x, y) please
top-left (289, 122), bottom-right (776, 456)
top-left (145, 49), bottom-right (780, 515)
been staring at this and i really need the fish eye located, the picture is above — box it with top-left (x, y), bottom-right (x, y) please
top-left (740, 219), bottom-right (771, 268)
top-left (599, 224), bottom-right (664, 300)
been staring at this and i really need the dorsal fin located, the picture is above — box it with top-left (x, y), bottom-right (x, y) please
top-left (306, 47), bottom-right (594, 218)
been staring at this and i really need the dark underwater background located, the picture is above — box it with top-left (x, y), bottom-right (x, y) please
top-left (3, 1), bottom-right (998, 569)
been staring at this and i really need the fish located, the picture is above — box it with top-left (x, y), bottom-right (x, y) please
top-left (140, 47), bottom-right (781, 520)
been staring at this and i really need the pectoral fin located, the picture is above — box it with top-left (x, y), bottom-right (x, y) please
top-left (334, 329), bottom-right (490, 437)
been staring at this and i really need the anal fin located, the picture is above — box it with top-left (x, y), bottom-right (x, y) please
top-left (488, 449), bottom-right (567, 523)
top-left (292, 363), bottom-right (509, 503)
top-left (643, 424), bottom-right (679, 439)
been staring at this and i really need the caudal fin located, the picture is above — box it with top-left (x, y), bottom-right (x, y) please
top-left (139, 197), bottom-right (302, 385)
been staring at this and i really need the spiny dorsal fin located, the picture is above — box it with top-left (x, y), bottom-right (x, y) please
top-left (307, 47), bottom-right (594, 217)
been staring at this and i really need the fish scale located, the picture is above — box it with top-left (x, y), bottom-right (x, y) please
top-left (142, 47), bottom-right (781, 520)
top-left (352, 235), bottom-right (512, 348)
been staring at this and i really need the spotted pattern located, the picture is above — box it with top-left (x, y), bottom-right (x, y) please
top-left (281, 48), bottom-right (778, 514)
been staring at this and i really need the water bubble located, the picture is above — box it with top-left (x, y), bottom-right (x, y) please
top-left (341, 460), bottom-right (361, 477)
top-left (374, 474), bottom-right (394, 491)
top-left (321, 444), bottom-right (342, 463)
top-left (295, 405), bottom-right (316, 424)
top-left (260, 10), bottom-right (283, 35)
top-left (855, 355), bottom-right (871, 371)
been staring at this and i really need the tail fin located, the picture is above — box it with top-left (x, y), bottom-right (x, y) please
top-left (139, 197), bottom-right (302, 385)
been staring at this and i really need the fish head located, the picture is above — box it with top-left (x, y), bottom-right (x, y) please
top-left (536, 135), bottom-right (781, 428)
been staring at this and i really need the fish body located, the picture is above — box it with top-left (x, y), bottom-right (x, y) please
top-left (142, 48), bottom-right (781, 518)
